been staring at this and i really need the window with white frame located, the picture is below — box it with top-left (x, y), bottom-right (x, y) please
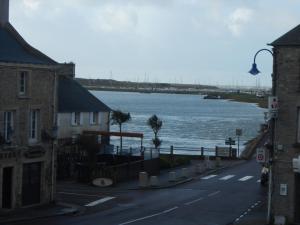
top-left (29, 109), bottom-right (39, 143)
top-left (19, 71), bottom-right (28, 95)
top-left (71, 112), bottom-right (82, 126)
top-left (4, 111), bottom-right (14, 143)
top-left (89, 112), bottom-right (98, 125)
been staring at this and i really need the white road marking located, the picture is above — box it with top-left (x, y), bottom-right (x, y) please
top-left (58, 192), bottom-right (101, 197)
top-left (85, 196), bottom-right (115, 207)
top-left (234, 200), bottom-right (263, 223)
top-left (184, 197), bottom-right (204, 206)
top-left (257, 179), bottom-right (261, 183)
top-left (219, 175), bottom-right (235, 180)
top-left (201, 175), bottom-right (217, 180)
top-left (238, 176), bottom-right (253, 181)
top-left (208, 191), bottom-right (220, 197)
top-left (118, 207), bottom-right (178, 225)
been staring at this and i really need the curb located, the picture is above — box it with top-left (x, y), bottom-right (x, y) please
top-left (0, 202), bottom-right (80, 225)
top-left (128, 177), bottom-right (194, 190)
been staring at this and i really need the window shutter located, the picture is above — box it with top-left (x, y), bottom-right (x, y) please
top-left (79, 113), bottom-right (83, 125)
top-left (12, 112), bottom-right (14, 128)
top-left (71, 112), bottom-right (76, 125)
top-left (0, 111), bottom-right (4, 134)
top-left (57, 114), bottom-right (60, 126)
top-left (98, 113), bottom-right (102, 126)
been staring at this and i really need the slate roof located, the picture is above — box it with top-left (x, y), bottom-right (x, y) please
top-left (0, 23), bottom-right (57, 65)
top-left (270, 24), bottom-right (300, 46)
top-left (58, 76), bottom-right (111, 113)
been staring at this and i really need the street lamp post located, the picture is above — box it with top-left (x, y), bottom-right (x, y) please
top-left (249, 48), bottom-right (274, 224)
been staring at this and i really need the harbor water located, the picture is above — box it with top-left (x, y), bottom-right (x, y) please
top-left (91, 91), bottom-right (266, 154)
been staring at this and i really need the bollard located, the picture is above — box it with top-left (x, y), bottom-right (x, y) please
top-left (169, 171), bottom-right (176, 182)
top-left (205, 156), bottom-right (211, 169)
top-left (139, 172), bottom-right (148, 188)
top-left (215, 157), bottom-right (221, 167)
top-left (150, 176), bottom-right (159, 187)
top-left (274, 216), bottom-right (286, 225)
top-left (195, 164), bottom-right (203, 174)
top-left (181, 168), bottom-right (188, 178)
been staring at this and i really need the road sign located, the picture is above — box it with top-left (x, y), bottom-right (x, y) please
top-left (236, 129), bottom-right (242, 136)
top-left (268, 96), bottom-right (278, 118)
top-left (225, 138), bottom-right (235, 145)
top-left (217, 147), bottom-right (230, 157)
top-left (256, 148), bottom-right (266, 163)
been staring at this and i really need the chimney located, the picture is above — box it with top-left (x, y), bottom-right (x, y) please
top-left (0, 0), bottom-right (9, 26)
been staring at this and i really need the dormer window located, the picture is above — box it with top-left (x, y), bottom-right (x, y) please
top-left (19, 71), bottom-right (28, 95)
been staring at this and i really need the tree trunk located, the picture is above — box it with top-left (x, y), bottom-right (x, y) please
top-left (120, 125), bottom-right (123, 153)
top-left (154, 132), bottom-right (158, 149)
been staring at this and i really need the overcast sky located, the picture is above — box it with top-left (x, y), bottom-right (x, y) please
top-left (9, 0), bottom-right (300, 87)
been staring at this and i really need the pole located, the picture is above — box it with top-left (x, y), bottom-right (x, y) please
top-left (237, 136), bottom-right (240, 157)
top-left (249, 49), bottom-right (274, 224)
top-left (267, 163), bottom-right (273, 224)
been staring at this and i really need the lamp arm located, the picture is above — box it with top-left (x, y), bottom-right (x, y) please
top-left (253, 48), bottom-right (273, 64)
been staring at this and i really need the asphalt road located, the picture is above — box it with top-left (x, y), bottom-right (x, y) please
top-left (11, 159), bottom-right (266, 225)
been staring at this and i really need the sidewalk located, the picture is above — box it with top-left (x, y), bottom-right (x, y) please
top-left (0, 202), bottom-right (79, 225)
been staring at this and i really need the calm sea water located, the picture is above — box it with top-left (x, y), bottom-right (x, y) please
top-left (91, 91), bottom-right (266, 153)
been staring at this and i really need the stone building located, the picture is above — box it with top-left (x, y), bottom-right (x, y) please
top-left (0, 0), bottom-right (74, 211)
top-left (269, 24), bottom-right (300, 223)
top-left (0, 3), bottom-right (60, 209)
top-left (0, 0), bottom-right (110, 210)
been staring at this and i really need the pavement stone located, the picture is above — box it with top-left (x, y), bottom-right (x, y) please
top-left (0, 202), bottom-right (80, 225)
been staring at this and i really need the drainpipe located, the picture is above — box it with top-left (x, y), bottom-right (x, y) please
top-left (50, 70), bottom-right (57, 202)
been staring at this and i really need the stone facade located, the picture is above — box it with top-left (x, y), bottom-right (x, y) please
top-left (272, 46), bottom-right (300, 223)
top-left (0, 62), bottom-right (58, 209)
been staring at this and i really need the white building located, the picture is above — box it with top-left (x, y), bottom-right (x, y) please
top-left (57, 76), bottom-right (111, 142)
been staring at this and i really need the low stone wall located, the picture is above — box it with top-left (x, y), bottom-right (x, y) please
top-left (77, 158), bottom-right (160, 183)
top-left (240, 131), bottom-right (269, 160)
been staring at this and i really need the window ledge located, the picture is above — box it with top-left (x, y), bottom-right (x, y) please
top-left (18, 95), bottom-right (30, 99)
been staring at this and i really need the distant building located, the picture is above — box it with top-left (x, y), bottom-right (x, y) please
top-left (270, 24), bottom-right (300, 223)
top-left (0, 0), bottom-right (110, 210)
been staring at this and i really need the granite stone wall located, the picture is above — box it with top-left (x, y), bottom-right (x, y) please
top-left (272, 47), bottom-right (300, 222)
